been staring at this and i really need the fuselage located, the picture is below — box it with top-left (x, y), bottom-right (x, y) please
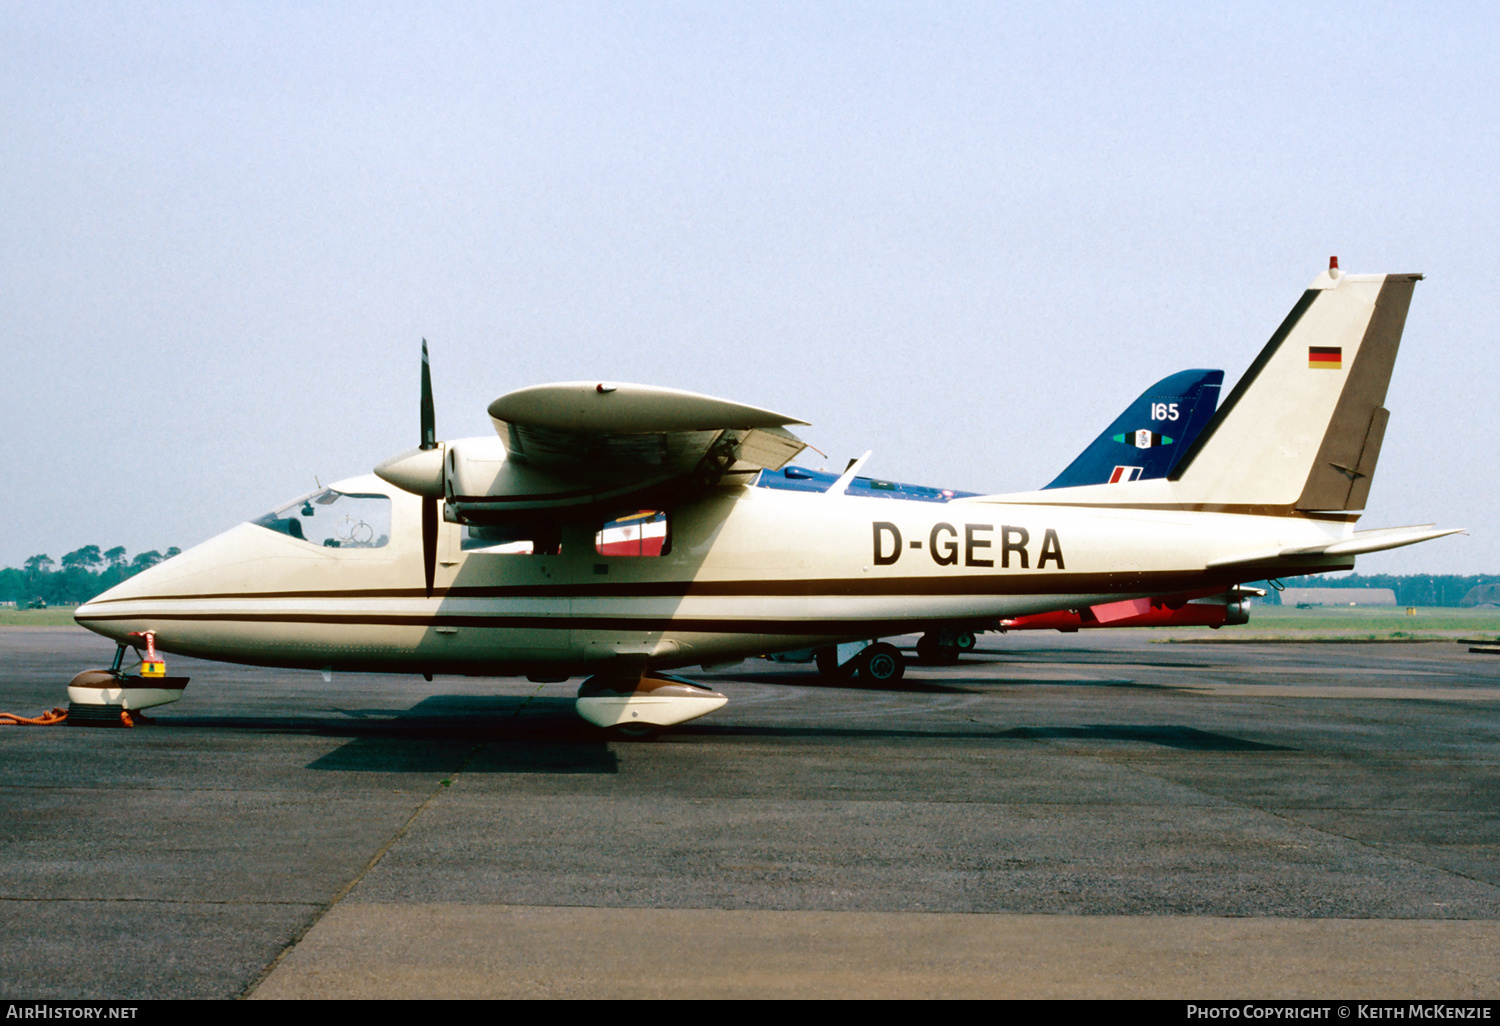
top-left (74, 470), bottom-right (1356, 677)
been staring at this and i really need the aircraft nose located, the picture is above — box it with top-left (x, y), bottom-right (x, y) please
top-left (70, 519), bottom-right (327, 655)
top-left (74, 561), bottom-right (174, 644)
top-left (73, 592), bottom-right (113, 638)
top-left (72, 536), bottom-right (216, 645)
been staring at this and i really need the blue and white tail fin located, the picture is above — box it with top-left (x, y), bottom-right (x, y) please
top-left (1043, 369), bottom-right (1223, 489)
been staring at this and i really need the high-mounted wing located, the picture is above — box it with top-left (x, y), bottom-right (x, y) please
top-left (488, 382), bottom-right (807, 475)
top-left (407, 381), bottom-right (813, 524)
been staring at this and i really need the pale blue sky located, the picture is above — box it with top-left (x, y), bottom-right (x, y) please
top-left (3, 2), bottom-right (1492, 573)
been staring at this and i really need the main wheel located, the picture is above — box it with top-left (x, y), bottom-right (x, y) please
top-left (815, 646), bottom-right (857, 679)
top-left (917, 633), bottom-right (959, 664)
top-left (954, 631), bottom-right (976, 652)
top-left (859, 642), bottom-right (905, 683)
top-left (915, 633), bottom-right (940, 663)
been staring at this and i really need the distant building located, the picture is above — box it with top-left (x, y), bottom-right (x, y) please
top-left (1280, 587), bottom-right (1397, 607)
top-left (1459, 584), bottom-right (1500, 608)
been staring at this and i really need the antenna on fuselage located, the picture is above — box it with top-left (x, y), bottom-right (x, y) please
top-left (827, 451), bottom-right (873, 497)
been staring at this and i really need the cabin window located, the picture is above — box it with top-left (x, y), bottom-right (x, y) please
top-left (596, 511), bottom-right (670, 557)
top-left (252, 490), bottom-right (391, 548)
top-left (461, 523), bottom-right (562, 555)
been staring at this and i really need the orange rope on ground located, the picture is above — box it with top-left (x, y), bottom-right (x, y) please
top-left (0, 707), bottom-right (69, 726)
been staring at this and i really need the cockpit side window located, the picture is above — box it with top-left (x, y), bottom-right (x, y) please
top-left (252, 490), bottom-right (391, 548)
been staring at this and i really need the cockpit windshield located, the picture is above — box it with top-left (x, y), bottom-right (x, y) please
top-left (252, 489), bottom-right (391, 548)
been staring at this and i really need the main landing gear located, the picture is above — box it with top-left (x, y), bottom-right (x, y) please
top-left (811, 629), bottom-right (979, 682)
top-left (814, 641), bottom-right (906, 683)
top-left (915, 629), bottom-right (976, 665)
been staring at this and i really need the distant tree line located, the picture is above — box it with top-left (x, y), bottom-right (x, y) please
top-left (0, 546), bottom-right (181, 607)
top-left (1250, 573), bottom-right (1500, 607)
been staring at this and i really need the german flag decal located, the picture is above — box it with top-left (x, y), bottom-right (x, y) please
top-left (1309, 346), bottom-right (1342, 369)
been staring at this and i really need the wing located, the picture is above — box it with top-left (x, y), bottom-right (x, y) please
top-left (488, 382), bottom-right (807, 475)
top-left (443, 382), bottom-right (810, 523)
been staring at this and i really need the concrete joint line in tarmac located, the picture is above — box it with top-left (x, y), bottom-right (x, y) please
top-left (237, 743), bottom-right (484, 1000)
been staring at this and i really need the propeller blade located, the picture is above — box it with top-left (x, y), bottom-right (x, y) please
top-left (420, 339), bottom-right (436, 451)
top-left (422, 497), bottom-right (438, 598)
top-left (420, 340), bottom-right (439, 596)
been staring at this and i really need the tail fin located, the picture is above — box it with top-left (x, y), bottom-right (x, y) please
top-left (1044, 369), bottom-right (1223, 489)
top-left (1169, 268), bottom-right (1421, 512)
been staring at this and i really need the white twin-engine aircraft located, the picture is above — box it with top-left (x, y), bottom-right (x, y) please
top-left (75, 263), bottom-right (1459, 733)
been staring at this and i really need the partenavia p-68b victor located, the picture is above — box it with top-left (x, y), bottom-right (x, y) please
top-left (74, 262), bottom-right (1460, 732)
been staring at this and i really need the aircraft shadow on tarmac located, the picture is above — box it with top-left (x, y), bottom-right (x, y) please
top-left (701, 670), bottom-right (1179, 692)
top-left (303, 696), bottom-right (1296, 773)
top-left (154, 694), bottom-right (1290, 775)
top-left (702, 671), bottom-right (989, 693)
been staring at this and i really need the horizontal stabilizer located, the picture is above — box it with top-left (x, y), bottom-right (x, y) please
top-left (1206, 525), bottom-right (1464, 570)
top-left (1280, 525), bottom-right (1467, 558)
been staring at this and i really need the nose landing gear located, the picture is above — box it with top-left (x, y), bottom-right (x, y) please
top-left (66, 631), bottom-right (190, 727)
